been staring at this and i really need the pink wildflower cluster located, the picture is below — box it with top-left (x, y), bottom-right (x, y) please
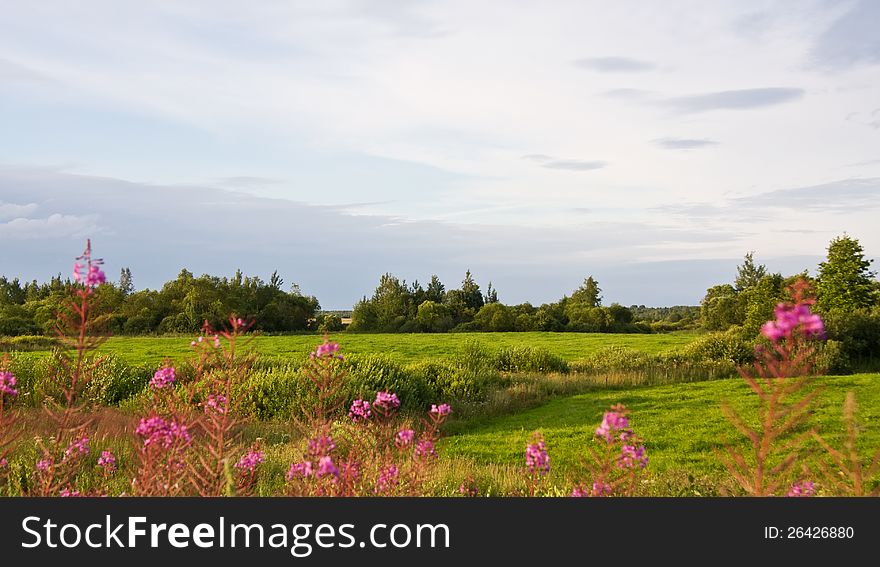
top-left (0, 458), bottom-right (7, 470)
top-left (36, 459), bottom-right (51, 472)
top-left (64, 436), bottom-right (90, 460)
top-left (149, 366), bottom-right (176, 389)
top-left (525, 438), bottom-right (550, 475)
top-left (595, 410), bottom-right (631, 443)
top-left (60, 488), bottom-right (81, 497)
top-left (396, 429), bottom-right (415, 448)
top-left (72, 240), bottom-right (106, 289)
top-left (348, 399), bottom-right (371, 422)
top-left (287, 461), bottom-right (313, 480)
top-left (787, 480), bottom-right (816, 497)
top-left (235, 448), bottom-right (266, 472)
top-left (374, 391), bottom-right (400, 410)
top-left (376, 465), bottom-right (399, 494)
top-left (97, 450), bottom-right (116, 473)
top-left (761, 303), bottom-right (825, 342)
top-left (618, 444), bottom-right (649, 469)
top-left (430, 403), bottom-right (452, 417)
top-left (0, 371), bottom-right (17, 397)
top-left (311, 340), bottom-right (343, 360)
top-left (415, 440), bottom-right (436, 459)
top-left (204, 394), bottom-right (228, 415)
top-left (135, 416), bottom-right (192, 449)
top-left (307, 435), bottom-right (336, 457)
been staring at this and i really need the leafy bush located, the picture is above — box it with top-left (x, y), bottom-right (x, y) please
top-left (237, 366), bottom-right (304, 419)
top-left (493, 345), bottom-right (568, 374)
top-left (341, 353), bottom-right (430, 411)
top-left (680, 330), bottom-right (754, 365)
top-left (405, 360), bottom-right (494, 401)
top-left (0, 335), bottom-right (59, 351)
top-left (814, 340), bottom-right (852, 375)
top-left (85, 355), bottom-right (151, 405)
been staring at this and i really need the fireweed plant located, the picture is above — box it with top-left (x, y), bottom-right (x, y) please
top-left (31, 240), bottom-right (111, 496)
top-left (717, 279), bottom-right (826, 496)
top-left (285, 338), bottom-right (453, 496)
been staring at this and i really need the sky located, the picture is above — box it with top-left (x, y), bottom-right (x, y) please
top-left (1, 0), bottom-right (879, 308)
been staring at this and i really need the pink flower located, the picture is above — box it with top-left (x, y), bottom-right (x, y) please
top-left (64, 436), bottom-right (90, 460)
top-left (376, 465), bottom-right (399, 494)
top-left (571, 486), bottom-right (588, 497)
top-left (204, 394), bottom-right (228, 415)
top-left (458, 482), bottom-right (478, 497)
top-left (374, 391), bottom-right (400, 410)
top-left (97, 450), bottom-right (116, 473)
top-left (73, 239), bottom-right (106, 290)
top-left (396, 429), bottom-right (415, 448)
top-left (0, 371), bottom-right (17, 397)
top-left (307, 435), bottom-right (336, 457)
top-left (761, 303), bottom-right (825, 342)
top-left (312, 340), bottom-right (342, 360)
top-left (60, 488), bottom-right (81, 497)
top-left (0, 458), bottom-right (7, 469)
top-left (618, 444), bottom-right (648, 469)
top-left (787, 480), bottom-right (816, 497)
top-left (287, 461), bottom-right (313, 480)
top-left (213, 335), bottom-right (221, 348)
top-left (591, 481), bottom-right (612, 496)
top-left (348, 399), bottom-right (372, 422)
top-left (235, 449), bottom-right (265, 472)
top-left (595, 411), bottom-right (630, 442)
top-left (525, 438), bottom-right (550, 475)
top-left (36, 459), bottom-right (51, 472)
top-left (430, 403), bottom-right (452, 416)
top-left (415, 440), bottom-right (437, 459)
top-left (135, 416), bottom-right (191, 449)
top-left (316, 456), bottom-right (338, 477)
top-left (150, 366), bottom-right (176, 389)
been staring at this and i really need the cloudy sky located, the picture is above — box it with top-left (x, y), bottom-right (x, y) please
top-left (1, 0), bottom-right (878, 308)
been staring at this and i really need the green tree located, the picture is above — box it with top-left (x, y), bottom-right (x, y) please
top-left (700, 284), bottom-right (742, 331)
top-left (425, 275), bottom-right (446, 303)
top-left (817, 235), bottom-right (878, 312)
top-left (571, 276), bottom-right (602, 307)
top-left (119, 267), bottom-right (134, 296)
top-left (415, 300), bottom-right (454, 332)
top-left (735, 251), bottom-right (766, 291)
top-left (484, 282), bottom-right (499, 304)
top-left (474, 302), bottom-right (515, 331)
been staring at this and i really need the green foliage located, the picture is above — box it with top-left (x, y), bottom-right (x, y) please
top-left (680, 330), bottom-right (754, 365)
top-left (473, 302), bottom-right (516, 332)
top-left (817, 235), bottom-right (878, 312)
top-left (570, 276), bottom-right (602, 307)
top-left (341, 353), bottom-right (429, 411)
top-left (814, 340), bottom-right (852, 375)
top-left (700, 284), bottom-right (742, 331)
top-left (415, 300), bottom-right (454, 332)
top-left (740, 273), bottom-right (787, 335)
top-left (493, 345), bottom-right (568, 374)
top-left (822, 307), bottom-right (880, 365)
top-left (734, 251), bottom-right (767, 291)
top-left (85, 356), bottom-right (152, 405)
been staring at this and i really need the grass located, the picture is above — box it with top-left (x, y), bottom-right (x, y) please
top-left (88, 332), bottom-right (697, 366)
top-left (442, 373), bottom-right (880, 490)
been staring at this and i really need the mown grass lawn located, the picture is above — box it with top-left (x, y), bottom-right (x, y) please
top-left (443, 373), bottom-right (880, 483)
top-left (93, 331), bottom-right (698, 366)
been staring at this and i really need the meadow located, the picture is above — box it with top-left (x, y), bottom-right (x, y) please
top-left (92, 331), bottom-right (697, 366)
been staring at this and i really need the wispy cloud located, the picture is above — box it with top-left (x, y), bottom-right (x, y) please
top-left (521, 154), bottom-right (607, 171)
top-left (663, 88), bottom-right (804, 113)
top-left (809, 0), bottom-right (880, 69)
top-left (652, 138), bottom-right (718, 150)
top-left (574, 56), bottom-right (655, 72)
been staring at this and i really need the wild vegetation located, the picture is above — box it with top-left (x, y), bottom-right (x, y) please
top-left (0, 240), bottom-right (878, 497)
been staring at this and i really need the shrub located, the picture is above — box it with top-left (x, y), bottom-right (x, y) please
top-left (405, 360), bottom-right (492, 401)
top-left (237, 366), bottom-right (304, 420)
top-left (814, 340), bottom-right (852, 375)
top-left (85, 355), bottom-right (151, 405)
top-left (493, 345), bottom-right (568, 374)
top-left (342, 353), bottom-right (429, 411)
top-left (0, 335), bottom-right (59, 352)
top-left (680, 330), bottom-right (754, 365)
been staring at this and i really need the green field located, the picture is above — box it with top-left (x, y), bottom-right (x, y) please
top-left (94, 331), bottom-right (698, 366)
top-left (442, 373), bottom-right (880, 487)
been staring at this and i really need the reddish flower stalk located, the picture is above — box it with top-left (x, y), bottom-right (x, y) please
top-left (718, 277), bottom-right (825, 496)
